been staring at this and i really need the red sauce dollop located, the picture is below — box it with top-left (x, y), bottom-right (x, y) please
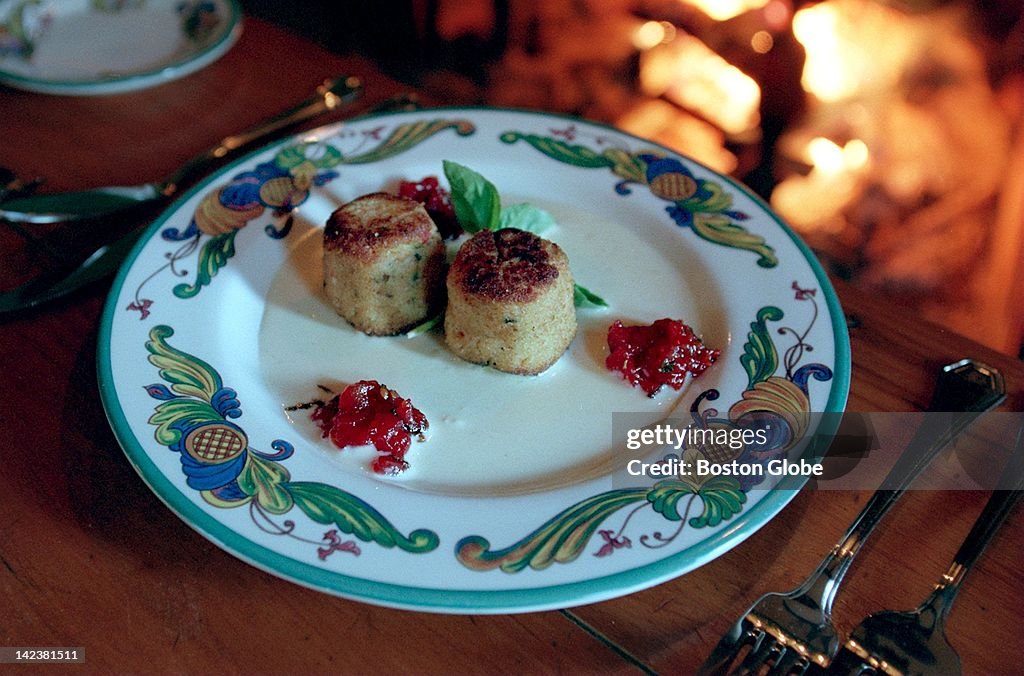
top-left (398, 176), bottom-right (461, 239)
top-left (606, 319), bottom-right (719, 397)
top-left (311, 380), bottom-right (428, 475)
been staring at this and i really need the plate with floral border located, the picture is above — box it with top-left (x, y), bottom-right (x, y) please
top-left (97, 107), bottom-right (850, 613)
top-left (0, 0), bottom-right (241, 95)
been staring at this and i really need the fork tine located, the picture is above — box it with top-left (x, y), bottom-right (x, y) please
top-left (736, 636), bottom-right (784, 674)
top-left (772, 648), bottom-right (810, 675)
top-left (824, 646), bottom-right (867, 675)
top-left (698, 621), bottom-right (762, 675)
top-left (826, 648), bottom-right (878, 676)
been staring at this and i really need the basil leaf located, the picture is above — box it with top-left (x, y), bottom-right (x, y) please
top-left (574, 284), bottom-right (608, 308)
top-left (498, 203), bottom-right (556, 234)
top-left (443, 160), bottom-right (500, 234)
top-left (442, 160), bottom-right (606, 307)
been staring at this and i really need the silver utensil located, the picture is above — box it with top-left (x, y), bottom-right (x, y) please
top-left (0, 92), bottom-right (423, 316)
top-left (699, 359), bottom-right (1006, 675)
top-left (828, 421), bottom-right (1024, 675)
top-left (0, 74), bottom-right (363, 224)
top-left (0, 225), bottom-right (144, 315)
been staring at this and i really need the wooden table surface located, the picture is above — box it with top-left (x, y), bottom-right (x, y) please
top-left (2, 17), bottom-right (1022, 674)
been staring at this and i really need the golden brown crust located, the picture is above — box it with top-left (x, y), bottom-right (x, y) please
top-left (322, 192), bottom-right (446, 335)
top-left (448, 228), bottom-right (562, 303)
top-left (444, 228), bottom-right (575, 375)
top-left (324, 193), bottom-right (437, 261)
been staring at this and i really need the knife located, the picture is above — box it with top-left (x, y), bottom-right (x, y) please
top-left (0, 74), bottom-right (363, 225)
top-left (0, 227), bottom-right (144, 315)
top-left (0, 91), bottom-right (424, 316)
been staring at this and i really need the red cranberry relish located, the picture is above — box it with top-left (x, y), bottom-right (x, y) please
top-left (312, 380), bottom-right (428, 475)
top-left (398, 176), bottom-right (461, 239)
top-left (606, 319), bottom-right (719, 397)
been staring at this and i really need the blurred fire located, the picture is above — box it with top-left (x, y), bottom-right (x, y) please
top-left (678, 0), bottom-right (771, 22)
top-left (638, 32), bottom-right (761, 136)
top-left (474, 0), bottom-right (1024, 352)
top-left (769, 0), bottom-right (1022, 352)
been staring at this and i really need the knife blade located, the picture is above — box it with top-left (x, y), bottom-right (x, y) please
top-left (0, 92), bottom-right (424, 317)
top-left (0, 74), bottom-right (363, 224)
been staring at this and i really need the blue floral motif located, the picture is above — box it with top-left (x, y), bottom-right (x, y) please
top-left (142, 325), bottom-right (440, 557)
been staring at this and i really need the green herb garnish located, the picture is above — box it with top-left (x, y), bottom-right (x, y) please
top-left (496, 202), bottom-right (557, 234)
top-left (442, 160), bottom-right (501, 234)
top-left (405, 313), bottom-right (444, 338)
top-left (573, 284), bottom-right (608, 308)
top-left (443, 160), bottom-right (555, 235)
top-left (442, 160), bottom-right (607, 310)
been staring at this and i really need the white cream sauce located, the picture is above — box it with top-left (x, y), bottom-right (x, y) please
top-left (258, 200), bottom-right (728, 496)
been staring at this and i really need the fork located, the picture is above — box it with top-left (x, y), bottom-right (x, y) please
top-left (827, 421), bottom-right (1024, 675)
top-left (698, 359), bottom-right (1005, 675)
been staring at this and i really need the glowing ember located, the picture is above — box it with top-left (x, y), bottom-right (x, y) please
top-left (750, 30), bottom-right (774, 54)
top-left (805, 137), bottom-right (869, 175)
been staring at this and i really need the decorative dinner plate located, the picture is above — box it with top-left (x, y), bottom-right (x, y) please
top-left (0, 0), bottom-right (241, 95)
top-left (98, 108), bottom-right (850, 613)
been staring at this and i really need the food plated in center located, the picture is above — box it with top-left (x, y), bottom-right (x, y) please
top-left (314, 164), bottom-right (722, 475)
top-left (445, 227), bottom-right (577, 375)
top-left (323, 193), bottom-right (446, 335)
top-left (321, 161), bottom-right (588, 377)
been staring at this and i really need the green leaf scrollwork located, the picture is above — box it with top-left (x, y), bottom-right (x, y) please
top-left (740, 306), bottom-right (785, 389)
top-left (173, 230), bottom-right (237, 299)
top-left (238, 454), bottom-right (294, 515)
top-left (646, 480), bottom-right (697, 521)
top-left (146, 324), bottom-right (222, 399)
top-left (345, 119), bottom-right (476, 164)
top-left (690, 213), bottom-right (778, 269)
top-left (456, 488), bottom-right (649, 572)
top-left (647, 476), bottom-right (746, 528)
top-left (456, 474), bottom-right (749, 574)
top-left (686, 476), bottom-right (746, 528)
top-left (286, 481), bottom-right (440, 553)
top-left (499, 132), bottom-right (612, 168)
